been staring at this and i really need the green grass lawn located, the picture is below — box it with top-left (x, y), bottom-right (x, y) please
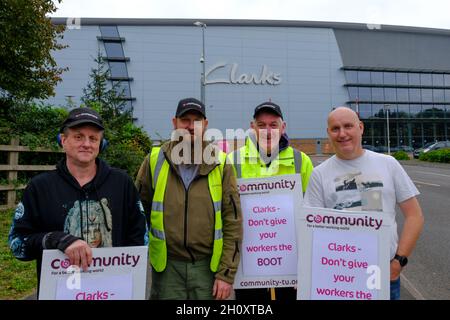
top-left (0, 209), bottom-right (37, 300)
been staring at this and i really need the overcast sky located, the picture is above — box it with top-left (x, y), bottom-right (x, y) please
top-left (51, 0), bottom-right (450, 30)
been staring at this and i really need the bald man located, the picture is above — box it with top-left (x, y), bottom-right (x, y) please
top-left (304, 107), bottom-right (424, 300)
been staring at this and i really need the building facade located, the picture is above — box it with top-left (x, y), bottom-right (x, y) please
top-left (49, 18), bottom-right (450, 151)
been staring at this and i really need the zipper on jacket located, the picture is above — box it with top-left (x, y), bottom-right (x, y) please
top-left (85, 192), bottom-right (89, 244)
top-left (232, 241), bottom-right (239, 262)
top-left (230, 195), bottom-right (238, 220)
top-left (182, 177), bottom-right (201, 264)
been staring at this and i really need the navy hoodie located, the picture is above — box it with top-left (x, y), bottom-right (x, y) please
top-left (8, 157), bottom-right (148, 284)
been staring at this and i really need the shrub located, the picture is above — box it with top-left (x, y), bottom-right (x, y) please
top-left (419, 149), bottom-right (450, 163)
top-left (101, 122), bottom-right (152, 178)
top-left (393, 151), bottom-right (410, 160)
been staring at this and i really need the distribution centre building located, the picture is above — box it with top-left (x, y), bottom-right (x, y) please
top-left (49, 18), bottom-right (450, 152)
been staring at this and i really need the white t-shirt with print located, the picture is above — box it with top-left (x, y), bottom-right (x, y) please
top-left (304, 150), bottom-right (419, 258)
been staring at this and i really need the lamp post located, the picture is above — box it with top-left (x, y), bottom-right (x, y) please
top-left (194, 21), bottom-right (206, 105)
top-left (384, 104), bottom-right (391, 155)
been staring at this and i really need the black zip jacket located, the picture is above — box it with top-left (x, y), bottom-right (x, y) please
top-left (8, 157), bottom-right (148, 282)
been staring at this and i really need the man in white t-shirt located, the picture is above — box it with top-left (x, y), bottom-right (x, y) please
top-left (304, 106), bottom-right (424, 300)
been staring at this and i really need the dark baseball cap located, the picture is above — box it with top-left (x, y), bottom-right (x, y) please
top-left (61, 107), bottom-right (105, 132)
top-left (175, 98), bottom-right (206, 118)
top-left (253, 101), bottom-right (283, 119)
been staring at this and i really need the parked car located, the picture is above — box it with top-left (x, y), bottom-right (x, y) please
top-left (413, 141), bottom-right (450, 158)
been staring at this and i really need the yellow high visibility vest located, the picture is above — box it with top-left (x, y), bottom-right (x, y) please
top-left (229, 137), bottom-right (303, 181)
top-left (149, 147), bottom-right (226, 272)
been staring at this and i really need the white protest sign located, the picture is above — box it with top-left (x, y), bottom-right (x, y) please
top-left (39, 246), bottom-right (148, 300)
top-left (234, 174), bottom-right (302, 289)
top-left (297, 207), bottom-right (391, 300)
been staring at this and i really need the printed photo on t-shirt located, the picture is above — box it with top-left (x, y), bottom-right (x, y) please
top-left (333, 172), bottom-right (383, 212)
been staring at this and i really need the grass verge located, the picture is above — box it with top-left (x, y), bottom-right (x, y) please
top-left (0, 209), bottom-right (36, 299)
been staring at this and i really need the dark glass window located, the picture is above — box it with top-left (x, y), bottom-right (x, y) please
top-left (104, 42), bottom-right (124, 57)
top-left (99, 26), bottom-right (119, 37)
top-left (371, 72), bottom-right (383, 84)
top-left (421, 89), bottom-right (433, 103)
top-left (411, 122), bottom-right (423, 148)
top-left (383, 72), bottom-right (396, 85)
top-left (420, 74), bottom-right (432, 86)
top-left (409, 88), bottom-right (421, 102)
top-left (372, 104), bottom-right (385, 118)
top-left (446, 106), bottom-right (450, 118)
top-left (384, 88), bottom-right (397, 101)
top-left (397, 122), bottom-right (410, 146)
top-left (435, 122), bottom-right (445, 140)
top-left (371, 87), bottom-right (384, 101)
top-left (373, 122), bottom-right (385, 147)
top-left (109, 61), bottom-right (128, 77)
top-left (444, 74), bottom-right (450, 86)
top-left (358, 71), bottom-right (371, 84)
top-left (397, 88), bottom-right (409, 102)
top-left (447, 122), bottom-right (450, 139)
top-left (445, 89), bottom-right (450, 101)
top-left (385, 104), bottom-right (395, 117)
top-left (421, 106), bottom-right (434, 118)
top-left (345, 71), bottom-right (358, 83)
top-left (432, 74), bottom-right (444, 86)
top-left (397, 105), bottom-right (410, 118)
top-left (434, 105), bottom-right (445, 118)
top-left (348, 87), bottom-right (358, 100)
top-left (409, 73), bottom-right (420, 85)
top-left (358, 104), bottom-right (372, 119)
top-left (410, 104), bottom-right (422, 118)
top-left (396, 73), bottom-right (408, 85)
top-left (433, 89), bottom-right (445, 103)
top-left (123, 100), bottom-right (133, 111)
top-left (423, 122), bottom-right (434, 142)
top-left (362, 122), bottom-right (373, 141)
top-left (358, 87), bottom-right (371, 100)
top-left (112, 81), bottom-right (131, 97)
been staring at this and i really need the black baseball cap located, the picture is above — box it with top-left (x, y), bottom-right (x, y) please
top-left (60, 107), bottom-right (105, 132)
top-left (175, 98), bottom-right (206, 118)
top-left (253, 101), bottom-right (283, 119)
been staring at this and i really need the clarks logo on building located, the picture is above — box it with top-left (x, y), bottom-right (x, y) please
top-left (205, 62), bottom-right (282, 85)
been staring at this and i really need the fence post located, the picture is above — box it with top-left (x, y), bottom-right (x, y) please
top-left (7, 137), bottom-right (19, 209)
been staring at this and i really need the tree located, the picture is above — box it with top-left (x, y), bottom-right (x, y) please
top-left (81, 51), bottom-right (130, 127)
top-left (0, 0), bottom-right (67, 102)
top-left (81, 52), bottom-right (152, 177)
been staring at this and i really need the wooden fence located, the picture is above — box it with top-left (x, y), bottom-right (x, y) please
top-left (0, 138), bottom-right (62, 210)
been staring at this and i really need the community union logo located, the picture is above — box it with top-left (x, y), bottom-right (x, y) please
top-left (61, 259), bottom-right (71, 269)
top-left (313, 215), bottom-right (323, 223)
top-left (51, 258), bottom-right (71, 269)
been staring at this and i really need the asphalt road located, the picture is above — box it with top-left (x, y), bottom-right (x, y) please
top-left (396, 160), bottom-right (450, 300)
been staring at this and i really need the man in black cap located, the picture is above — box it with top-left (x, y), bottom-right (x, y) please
top-left (135, 98), bottom-right (243, 300)
top-left (9, 108), bottom-right (148, 296)
top-left (228, 101), bottom-right (314, 301)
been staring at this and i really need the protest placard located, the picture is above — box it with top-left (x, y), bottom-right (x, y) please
top-left (297, 207), bottom-right (391, 300)
top-left (234, 174), bottom-right (302, 289)
top-left (38, 246), bottom-right (148, 300)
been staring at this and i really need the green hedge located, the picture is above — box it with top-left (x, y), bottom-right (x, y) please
top-left (393, 151), bottom-right (410, 160)
top-left (419, 149), bottom-right (450, 163)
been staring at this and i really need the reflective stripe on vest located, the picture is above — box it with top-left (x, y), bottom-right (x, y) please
top-left (149, 147), bottom-right (226, 272)
top-left (230, 140), bottom-right (302, 179)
